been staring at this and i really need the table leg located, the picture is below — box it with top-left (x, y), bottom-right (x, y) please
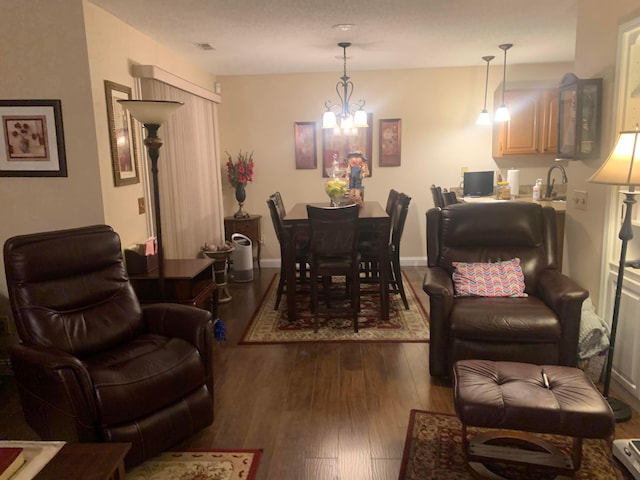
top-left (378, 218), bottom-right (390, 321)
top-left (283, 224), bottom-right (297, 321)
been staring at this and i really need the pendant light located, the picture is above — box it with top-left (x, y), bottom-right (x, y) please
top-left (494, 43), bottom-right (513, 123)
top-left (476, 55), bottom-right (495, 125)
top-left (322, 42), bottom-right (368, 130)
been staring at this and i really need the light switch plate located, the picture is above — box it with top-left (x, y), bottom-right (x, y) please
top-left (573, 190), bottom-right (588, 210)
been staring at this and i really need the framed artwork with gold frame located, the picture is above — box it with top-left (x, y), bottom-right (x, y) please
top-left (104, 80), bottom-right (140, 186)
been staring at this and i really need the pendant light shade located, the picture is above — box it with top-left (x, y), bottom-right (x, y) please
top-left (476, 55), bottom-right (495, 126)
top-left (494, 43), bottom-right (513, 123)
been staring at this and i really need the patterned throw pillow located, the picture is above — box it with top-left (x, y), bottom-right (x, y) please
top-left (452, 258), bottom-right (527, 297)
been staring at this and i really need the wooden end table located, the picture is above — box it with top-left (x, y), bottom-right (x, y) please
top-left (34, 442), bottom-right (130, 480)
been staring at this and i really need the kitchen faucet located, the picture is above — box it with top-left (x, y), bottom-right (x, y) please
top-left (545, 165), bottom-right (568, 198)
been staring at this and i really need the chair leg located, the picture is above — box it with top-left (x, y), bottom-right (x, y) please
top-left (311, 268), bottom-right (319, 333)
top-left (275, 271), bottom-right (286, 310)
top-left (392, 257), bottom-right (409, 310)
top-left (352, 270), bottom-right (359, 333)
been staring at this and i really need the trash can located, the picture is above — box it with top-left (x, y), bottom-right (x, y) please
top-left (229, 233), bottom-right (253, 282)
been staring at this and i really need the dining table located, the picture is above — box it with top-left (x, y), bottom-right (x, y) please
top-left (281, 200), bottom-right (391, 323)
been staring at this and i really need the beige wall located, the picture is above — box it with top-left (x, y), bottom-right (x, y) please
top-left (0, 0), bottom-right (216, 318)
top-left (83, 1), bottom-right (217, 249)
top-left (218, 63), bottom-right (572, 264)
top-left (0, 0), bottom-right (103, 313)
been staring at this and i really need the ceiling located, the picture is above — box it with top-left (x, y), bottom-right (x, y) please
top-left (88, 0), bottom-right (579, 76)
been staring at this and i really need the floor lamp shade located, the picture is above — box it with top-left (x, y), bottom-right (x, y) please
top-left (588, 131), bottom-right (640, 186)
top-left (118, 100), bottom-right (183, 125)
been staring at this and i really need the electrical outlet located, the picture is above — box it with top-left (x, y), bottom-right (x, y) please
top-left (138, 197), bottom-right (146, 215)
top-left (573, 190), bottom-right (588, 210)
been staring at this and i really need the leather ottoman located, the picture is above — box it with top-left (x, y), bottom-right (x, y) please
top-left (453, 359), bottom-right (615, 478)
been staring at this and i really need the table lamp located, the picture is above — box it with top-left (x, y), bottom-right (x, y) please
top-left (118, 99), bottom-right (183, 300)
top-left (587, 129), bottom-right (640, 422)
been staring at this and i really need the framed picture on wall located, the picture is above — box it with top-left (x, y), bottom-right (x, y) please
top-left (0, 99), bottom-right (67, 177)
top-left (379, 118), bottom-right (401, 167)
top-left (294, 121), bottom-right (317, 169)
top-left (321, 113), bottom-right (373, 178)
top-left (104, 80), bottom-right (140, 186)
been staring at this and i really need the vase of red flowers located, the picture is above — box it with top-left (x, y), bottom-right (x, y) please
top-left (226, 150), bottom-right (254, 218)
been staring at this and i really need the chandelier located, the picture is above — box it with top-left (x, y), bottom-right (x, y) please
top-left (322, 42), bottom-right (368, 130)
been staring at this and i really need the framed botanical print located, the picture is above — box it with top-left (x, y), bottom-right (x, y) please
top-left (379, 118), bottom-right (402, 166)
top-left (104, 80), bottom-right (140, 186)
top-left (0, 99), bottom-right (67, 177)
top-left (321, 113), bottom-right (373, 178)
top-left (294, 122), bottom-right (317, 169)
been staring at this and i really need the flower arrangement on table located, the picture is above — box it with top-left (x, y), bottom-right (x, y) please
top-left (226, 150), bottom-right (254, 218)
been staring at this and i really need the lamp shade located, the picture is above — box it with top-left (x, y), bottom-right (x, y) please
top-left (353, 109), bottom-right (368, 128)
top-left (322, 110), bottom-right (337, 129)
top-left (118, 100), bottom-right (183, 125)
top-left (588, 131), bottom-right (640, 186)
top-left (476, 109), bottom-right (491, 126)
top-left (494, 105), bottom-right (511, 122)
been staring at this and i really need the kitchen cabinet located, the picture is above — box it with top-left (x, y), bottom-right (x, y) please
top-left (492, 87), bottom-right (559, 158)
top-left (557, 73), bottom-right (602, 160)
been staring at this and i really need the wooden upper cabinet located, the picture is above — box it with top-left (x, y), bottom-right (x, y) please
top-left (492, 87), bottom-right (559, 158)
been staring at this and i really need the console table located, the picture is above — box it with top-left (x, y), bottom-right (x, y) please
top-left (129, 258), bottom-right (218, 317)
top-left (224, 215), bottom-right (262, 269)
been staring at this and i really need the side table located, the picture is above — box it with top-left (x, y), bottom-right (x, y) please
top-left (224, 215), bottom-right (262, 270)
top-left (128, 258), bottom-right (218, 318)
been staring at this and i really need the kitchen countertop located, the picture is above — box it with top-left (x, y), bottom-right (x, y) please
top-left (462, 195), bottom-right (567, 212)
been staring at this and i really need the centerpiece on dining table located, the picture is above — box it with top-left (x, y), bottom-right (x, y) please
top-left (325, 154), bottom-right (348, 207)
top-left (226, 150), bottom-right (254, 218)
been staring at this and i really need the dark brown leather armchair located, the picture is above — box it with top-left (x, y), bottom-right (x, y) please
top-left (4, 225), bottom-right (214, 468)
top-left (423, 202), bottom-right (588, 378)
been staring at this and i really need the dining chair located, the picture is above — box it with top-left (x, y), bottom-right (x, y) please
top-left (430, 184), bottom-right (445, 208)
top-left (443, 190), bottom-right (459, 205)
top-left (306, 203), bottom-right (361, 333)
top-left (361, 189), bottom-right (400, 280)
top-left (359, 192), bottom-right (412, 309)
top-left (267, 193), bottom-right (309, 309)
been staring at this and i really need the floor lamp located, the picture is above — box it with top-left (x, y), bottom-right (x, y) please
top-left (118, 100), bottom-right (183, 300)
top-left (588, 129), bottom-right (640, 423)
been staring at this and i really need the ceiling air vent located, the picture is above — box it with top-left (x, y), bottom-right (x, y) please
top-left (195, 43), bottom-right (215, 51)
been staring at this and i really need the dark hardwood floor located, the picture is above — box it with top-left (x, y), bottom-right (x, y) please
top-left (1, 266), bottom-right (639, 479)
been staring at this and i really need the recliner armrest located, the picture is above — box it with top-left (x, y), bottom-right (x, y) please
top-left (8, 344), bottom-right (98, 437)
top-left (143, 303), bottom-right (213, 357)
top-left (423, 266), bottom-right (454, 297)
top-left (536, 269), bottom-right (589, 316)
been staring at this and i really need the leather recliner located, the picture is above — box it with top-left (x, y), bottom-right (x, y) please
top-left (423, 202), bottom-right (588, 378)
top-left (3, 225), bottom-right (214, 468)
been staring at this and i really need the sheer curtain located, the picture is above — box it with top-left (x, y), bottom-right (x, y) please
top-left (138, 78), bottom-right (224, 259)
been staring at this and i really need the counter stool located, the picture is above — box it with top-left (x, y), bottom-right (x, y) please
top-left (453, 359), bottom-right (615, 479)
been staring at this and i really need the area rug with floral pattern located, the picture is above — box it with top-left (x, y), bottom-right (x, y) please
top-left (126, 449), bottom-right (262, 480)
top-left (240, 273), bottom-right (429, 344)
top-left (398, 410), bottom-right (632, 480)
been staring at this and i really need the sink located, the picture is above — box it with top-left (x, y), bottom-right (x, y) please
top-left (541, 196), bottom-right (566, 201)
